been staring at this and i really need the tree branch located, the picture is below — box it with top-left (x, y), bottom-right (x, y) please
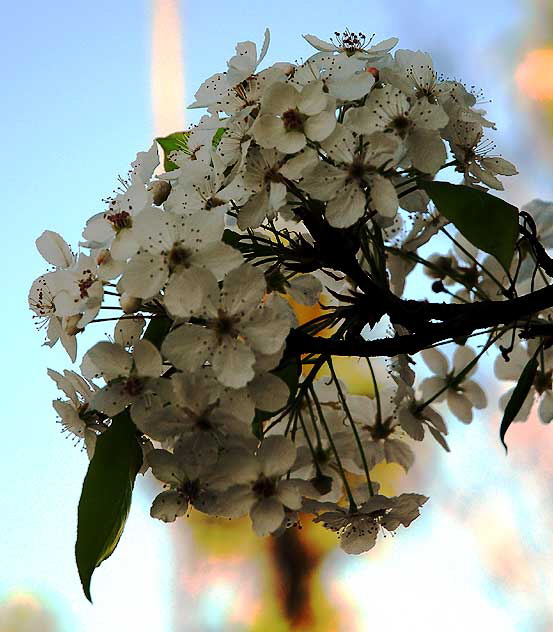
top-left (288, 281), bottom-right (553, 358)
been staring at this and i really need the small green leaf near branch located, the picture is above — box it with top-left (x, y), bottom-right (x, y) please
top-left (155, 132), bottom-right (190, 171)
top-left (499, 354), bottom-right (538, 452)
top-left (421, 180), bottom-right (519, 272)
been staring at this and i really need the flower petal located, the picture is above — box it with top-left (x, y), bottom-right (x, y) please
top-left (162, 325), bottom-right (216, 372)
top-left (250, 498), bottom-right (285, 536)
top-left (83, 341), bottom-right (132, 381)
top-left (133, 339), bottom-right (163, 377)
top-left (120, 253), bottom-right (168, 299)
top-left (36, 230), bottom-right (74, 268)
top-left (258, 435), bottom-right (296, 477)
top-left (221, 263), bottom-right (266, 315)
top-left (150, 491), bottom-right (188, 523)
top-left (421, 348), bottom-right (448, 377)
top-left (304, 110), bottom-right (336, 142)
top-left (212, 338), bottom-right (256, 388)
top-left (248, 373), bottom-right (290, 412)
top-left (447, 391), bottom-right (473, 423)
top-left (147, 449), bottom-right (185, 485)
top-left (325, 183), bottom-right (365, 228)
top-left (114, 316), bottom-right (146, 348)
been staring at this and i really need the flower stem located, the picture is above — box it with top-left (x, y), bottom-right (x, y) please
top-left (309, 384), bottom-right (357, 511)
top-left (327, 357), bottom-right (374, 497)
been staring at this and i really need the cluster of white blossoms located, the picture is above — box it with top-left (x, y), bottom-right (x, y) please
top-left (30, 29), bottom-right (553, 558)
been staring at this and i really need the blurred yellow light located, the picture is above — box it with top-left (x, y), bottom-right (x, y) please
top-left (151, 0), bottom-right (186, 136)
top-left (515, 49), bottom-right (553, 100)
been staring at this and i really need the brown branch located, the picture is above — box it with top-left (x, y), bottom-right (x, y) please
top-left (288, 282), bottom-right (553, 358)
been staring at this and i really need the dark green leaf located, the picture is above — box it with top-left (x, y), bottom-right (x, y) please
top-left (155, 131), bottom-right (189, 171)
top-left (421, 180), bottom-right (519, 271)
top-left (142, 316), bottom-right (172, 350)
top-left (76, 410), bottom-right (142, 602)
top-left (222, 229), bottom-right (284, 259)
top-left (276, 355), bottom-right (301, 397)
top-left (499, 356), bottom-right (538, 452)
top-left (222, 229), bottom-right (246, 252)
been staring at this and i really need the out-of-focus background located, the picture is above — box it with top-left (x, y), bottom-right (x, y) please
top-left (3, 1), bottom-right (553, 630)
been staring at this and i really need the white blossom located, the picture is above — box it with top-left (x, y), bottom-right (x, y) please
top-left (162, 264), bottom-right (293, 388)
top-left (251, 81), bottom-right (336, 153)
top-left (311, 492), bottom-right (428, 554)
top-left (446, 120), bottom-right (517, 190)
top-left (120, 208), bottom-right (242, 300)
top-left (301, 124), bottom-right (400, 226)
top-left (212, 436), bottom-right (304, 536)
top-left (420, 346), bottom-right (487, 423)
top-left (49, 369), bottom-right (103, 458)
top-left (83, 340), bottom-right (167, 418)
top-left (303, 30), bottom-right (398, 61)
top-left (345, 84), bottom-right (449, 174)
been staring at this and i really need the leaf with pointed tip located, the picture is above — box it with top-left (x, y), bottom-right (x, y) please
top-left (499, 355), bottom-right (538, 452)
top-left (156, 132), bottom-right (190, 171)
top-left (75, 410), bottom-right (142, 601)
top-left (222, 228), bottom-right (246, 252)
top-left (421, 180), bottom-right (519, 271)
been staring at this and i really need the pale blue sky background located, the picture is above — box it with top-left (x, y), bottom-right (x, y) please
top-left (2, 1), bottom-right (553, 630)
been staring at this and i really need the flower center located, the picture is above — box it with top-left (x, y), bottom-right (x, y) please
top-left (348, 159), bottom-right (367, 182)
top-left (168, 244), bottom-right (192, 271)
top-left (78, 272), bottom-right (96, 299)
top-left (264, 166), bottom-right (284, 184)
top-left (365, 416), bottom-right (394, 441)
top-left (252, 475), bottom-right (277, 498)
top-left (331, 29), bottom-right (371, 56)
top-left (181, 478), bottom-right (200, 501)
top-left (212, 309), bottom-right (241, 339)
top-left (391, 115), bottom-right (412, 137)
top-left (123, 376), bottom-right (144, 397)
top-left (195, 414), bottom-right (213, 431)
top-left (282, 108), bottom-right (304, 131)
top-left (107, 210), bottom-right (132, 233)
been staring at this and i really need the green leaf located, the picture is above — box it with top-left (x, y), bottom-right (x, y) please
top-left (212, 127), bottom-right (226, 147)
top-left (276, 355), bottom-right (301, 398)
top-left (75, 410), bottom-right (143, 602)
top-left (499, 355), bottom-right (538, 452)
top-left (421, 180), bottom-right (519, 271)
top-left (155, 131), bottom-right (189, 171)
top-left (142, 316), bottom-right (172, 350)
top-left (222, 229), bottom-right (284, 259)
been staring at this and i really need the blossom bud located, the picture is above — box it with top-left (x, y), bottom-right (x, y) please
top-left (366, 66), bottom-right (379, 79)
top-left (149, 180), bottom-right (172, 206)
top-left (119, 293), bottom-right (142, 314)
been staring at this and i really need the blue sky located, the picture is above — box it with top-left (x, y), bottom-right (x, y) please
top-left (2, 1), bottom-right (552, 630)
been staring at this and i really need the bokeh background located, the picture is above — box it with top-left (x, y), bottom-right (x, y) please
top-left (3, 1), bottom-right (553, 630)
